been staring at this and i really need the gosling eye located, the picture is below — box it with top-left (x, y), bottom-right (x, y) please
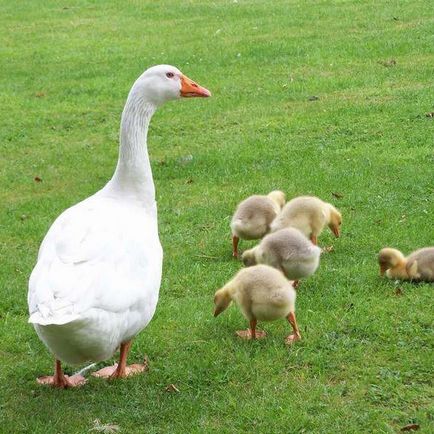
top-left (166, 72), bottom-right (175, 79)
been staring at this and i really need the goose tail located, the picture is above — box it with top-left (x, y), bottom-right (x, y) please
top-left (28, 301), bottom-right (79, 326)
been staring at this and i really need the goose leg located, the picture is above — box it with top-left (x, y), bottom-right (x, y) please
top-left (285, 311), bottom-right (301, 345)
top-left (92, 340), bottom-right (148, 379)
top-left (232, 235), bottom-right (239, 258)
top-left (236, 319), bottom-right (266, 340)
top-left (250, 319), bottom-right (257, 339)
top-left (37, 359), bottom-right (86, 388)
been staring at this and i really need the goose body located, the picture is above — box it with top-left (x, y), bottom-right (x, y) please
top-left (242, 227), bottom-right (321, 281)
top-left (407, 248), bottom-right (434, 281)
top-left (28, 194), bottom-right (162, 364)
top-left (28, 65), bottom-right (210, 387)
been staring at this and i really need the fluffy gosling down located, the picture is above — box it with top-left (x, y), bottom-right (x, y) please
top-left (271, 195), bottom-right (342, 245)
top-left (378, 247), bottom-right (434, 282)
top-left (213, 265), bottom-right (301, 344)
top-left (242, 227), bottom-right (321, 286)
top-left (230, 191), bottom-right (286, 257)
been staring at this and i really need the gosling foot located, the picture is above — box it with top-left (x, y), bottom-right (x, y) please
top-left (285, 333), bottom-right (301, 345)
top-left (235, 329), bottom-right (266, 340)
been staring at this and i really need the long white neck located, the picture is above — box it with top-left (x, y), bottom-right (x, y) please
top-left (104, 86), bottom-right (157, 205)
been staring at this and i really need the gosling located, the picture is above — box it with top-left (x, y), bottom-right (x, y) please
top-left (378, 247), bottom-right (434, 282)
top-left (230, 190), bottom-right (286, 257)
top-left (242, 228), bottom-right (321, 286)
top-left (271, 195), bottom-right (342, 245)
top-left (213, 264), bottom-right (301, 344)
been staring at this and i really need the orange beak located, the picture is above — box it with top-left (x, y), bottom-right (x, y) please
top-left (379, 264), bottom-right (387, 276)
top-left (332, 226), bottom-right (340, 238)
top-left (180, 74), bottom-right (211, 98)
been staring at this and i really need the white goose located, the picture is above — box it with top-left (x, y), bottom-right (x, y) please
top-left (28, 65), bottom-right (211, 388)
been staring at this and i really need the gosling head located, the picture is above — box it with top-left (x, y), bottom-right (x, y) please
top-left (327, 205), bottom-right (342, 238)
top-left (241, 248), bottom-right (258, 267)
top-left (213, 288), bottom-right (232, 317)
top-left (133, 64), bottom-right (211, 106)
top-left (267, 190), bottom-right (286, 209)
top-left (378, 248), bottom-right (406, 276)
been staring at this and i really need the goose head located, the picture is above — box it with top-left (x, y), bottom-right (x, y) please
top-left (378, 248), bottom-right (406, 276)
top-left (213, 288), bottom-right (232, 317)
top-left (327, 204), bottom-right (342, 238)
top-left (133, 64), bottom-right (211, 106)
top-left (267, 190), bottom-right (286, 210)
top-left (242, 248), bottom-right (258, 267)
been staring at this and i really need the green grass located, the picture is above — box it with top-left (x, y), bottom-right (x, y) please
top-left (1, 0), bottom-right (433, 432)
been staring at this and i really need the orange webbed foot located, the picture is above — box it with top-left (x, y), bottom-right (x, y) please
top-left (92, 362), bottom-right (148, 379)
top-left (37, 374), bottom-right (86, 388)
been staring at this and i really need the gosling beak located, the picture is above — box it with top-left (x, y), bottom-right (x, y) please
top-left (214, 306), bottom-right (223, 317)
top-left (332, 226), bottom-right (340, 238)
top-left (379, 264), bottom-right (387, 276)
top-left (180, 74), bottom-right (211, 98)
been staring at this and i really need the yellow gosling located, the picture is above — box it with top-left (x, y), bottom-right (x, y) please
top-left (213, 264), bottom-right (300, 344)
top-left (271, 195), bottom-right (342, 245)
top-left (230, 190), bottom-right (285, 257)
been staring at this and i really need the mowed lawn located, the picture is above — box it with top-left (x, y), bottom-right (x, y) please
top-left (0, 0), bottom-right (433, 433)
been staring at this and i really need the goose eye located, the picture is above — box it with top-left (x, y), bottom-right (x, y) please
top-left (166, 72), bottom-right (175, 78)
